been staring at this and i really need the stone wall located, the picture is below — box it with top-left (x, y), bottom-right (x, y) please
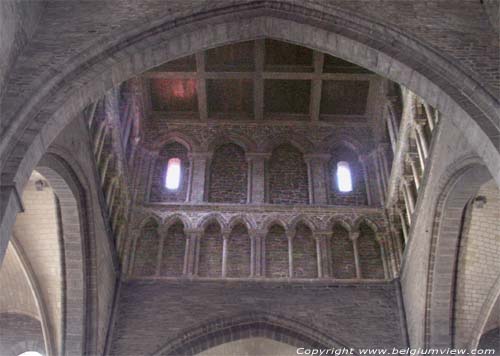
top-left (227, 224), bottom-right (251, 278)
top-left (268, 144), bottom-right (309, 205)
top-left (0, 0), bottom-right (45, 101)
top-left (208, 144), bottom-right (247, 204)
top-left (109, 279), bottom-right (407, 355)
top-left (161, 222), bottom-right (186, 277)
top-left (454, 180), bottom-right (500, 347)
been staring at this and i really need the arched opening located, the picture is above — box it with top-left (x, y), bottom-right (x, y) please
top-left (268, 144), bottom-right (309, 205)
top-left (292, 223), bottom-right (317, 279)
top-left (198, 222), bottom-right (223, 278)
top-left (265, 224), bottom-right (289, 279)
top-left (426, 163), bottom-right (494, 347)
top-left (152, 312), bottom-right (342, 355)
top-left (208, 143), bottom-right (248, 204)
top-left (357, 222), bottom-right (384, 279)
top-left (160, 221), bottom-right (186, 277)
top-left (453, 179), bottom-right (499, 348)
top-left (226, 223), bottom-right (251, 278)
top-left (132, 219), bottom-right (160, 276)
top-left (329, 224), bottom-right (355, 279)
top-left (198, 337), bottom-right (298, 356)
top-left (150, 142), bottom-right (190, 202)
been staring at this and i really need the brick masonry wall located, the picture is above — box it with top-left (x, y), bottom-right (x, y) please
top-left (269, 144), bottom-right (309, 205)
top-left (265, 225), bottom-right (289, 278)
top-left (150, 142), bottom-right (189, 202)
top-left (0, 0), bottom-right (44, 102)
top-left (0, 313), bottom-right (45, 356)
top-left (208, 144), bottom-right (247, 204)
top-left (109, 279), bottom-right (407, 355)
top-left (329, 225), bottom-right (356, 279)
top-left (227, 224), bottom-right (251, 278)
top-left (292, 224), bottom-right (317, 278)
top-left (132, 220), bottom-right (159, 276)
top-left (160, 222), bottom-right (186, 277)
top-left (358, 223), bottom-right (384, 279)
top-left (454, 180), bottom-right (500, 348)
top-left (328, 147), bottom-right (367, 206)
top-left (198, 223), bottom-right (223, 277)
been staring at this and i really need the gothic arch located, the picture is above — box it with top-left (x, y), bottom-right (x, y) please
top-left (151, 131), bottom-right (199, 153)
top-left (151, 312), bottom-right (350, 356)
top-left (35, 152), bottom-right (97, 356)
top-left (7, 237), bottom-right (53, 356)
top-left (196, 214), bottom-right (227, 231)
top-left (324, 216), bottom-right (353, 232)
top-left (263, 136), bottom-right (315, 155)
top-left (2, 1), bottom-right (499, 265)
top-left (260, 216), bottom-right (288, 232)
top-left (353, 217), bottom-right (380, 233)
top-left (205, 133), bottom-right (257, 154)
top-left (227, 214), bottom-right (256, 231)
top-left (162, 213), bottom-right (191, 231)
top-left (425, 159), bottom-right (492, 347)
top-left (288, 215), bottom-right (317, 235)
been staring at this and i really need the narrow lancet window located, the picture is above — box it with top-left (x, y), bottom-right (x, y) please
top-left (337, 161), bottom-right (353, 192)
top-left (165, 158), bottom-right (181, 190)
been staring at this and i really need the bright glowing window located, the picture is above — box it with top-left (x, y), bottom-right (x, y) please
top-left (165, 158), bottom-right (181, 190)
top-left (18, 352), bottom-right (43, 356)
top-left (336, 161), bottom-right (353, 192)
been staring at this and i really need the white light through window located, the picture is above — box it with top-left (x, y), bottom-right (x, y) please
top-left (18, 352), bottom-right (43, 356)
top-left (165, 158), bottom-right (181, 190)
top-left (337, 161), bottom-right (353, 192)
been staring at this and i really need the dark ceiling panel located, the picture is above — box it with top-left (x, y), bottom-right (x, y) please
top-left (206, 41), bottom-right (255, 72)
top-left (207, 79), bottom-right (254, 115)
top-left (320, 80), bottom-right (370, 115)
top-left (265, 39), bottom-right (313, 72)
top-left (264, 80), bottom-right (311, 114)
top-left (150, 79), bottom-right (198, 112)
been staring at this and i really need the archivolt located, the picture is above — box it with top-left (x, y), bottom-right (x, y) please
top-left (151, 311), bottom-right (351, 356)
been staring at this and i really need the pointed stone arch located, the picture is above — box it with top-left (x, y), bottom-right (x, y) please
top-left (2, 1), bottom-right (499, 267)
top-left (151, 312), bottom-right (350, 356)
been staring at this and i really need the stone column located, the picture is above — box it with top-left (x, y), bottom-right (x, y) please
top-left (182, 235), bottom-right (190, 275)
top-left (415, 121), bottom-right (429, 159)
top-left (221, 229), bottom-right (230, 278)
top-left (304, 154), bottom-right (330, 205)
top-left (406, 153), bottom-right (420, 190)
top-left (376, 234), bottom-right (389, 279)
top-left (246, 153), bottom-right (269, 204)
top-left (185, 228), bottom-right (203, 276)
top-left (188, 152), bottom-right (212, 203)
top-left (350, 231), bottom-right (361, 279)
top-left (371, 151), bottom-right (385, 206)
top-left (287, 230), bottom-right (294, 278)
top-left (252, 229), bottom-right (266, 277)
top-left (386, 114), bottom-right (397, 153)
top-left (414, 132), bottom-right (426, 172)
top-left (397, 208), bottom-right (409, 244)
top-left (403, 175), bottom-right (416, 213)
top-left (313, 232), bottom-right (329, 278)
top-left (249, 235), bottom-right (256, 277)
top-left (100, 154), bottom-right (112, 186)
top-left (358, 155), bottom-right (372, 206)
top-left (423, 103), bottom-right (435, 131)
